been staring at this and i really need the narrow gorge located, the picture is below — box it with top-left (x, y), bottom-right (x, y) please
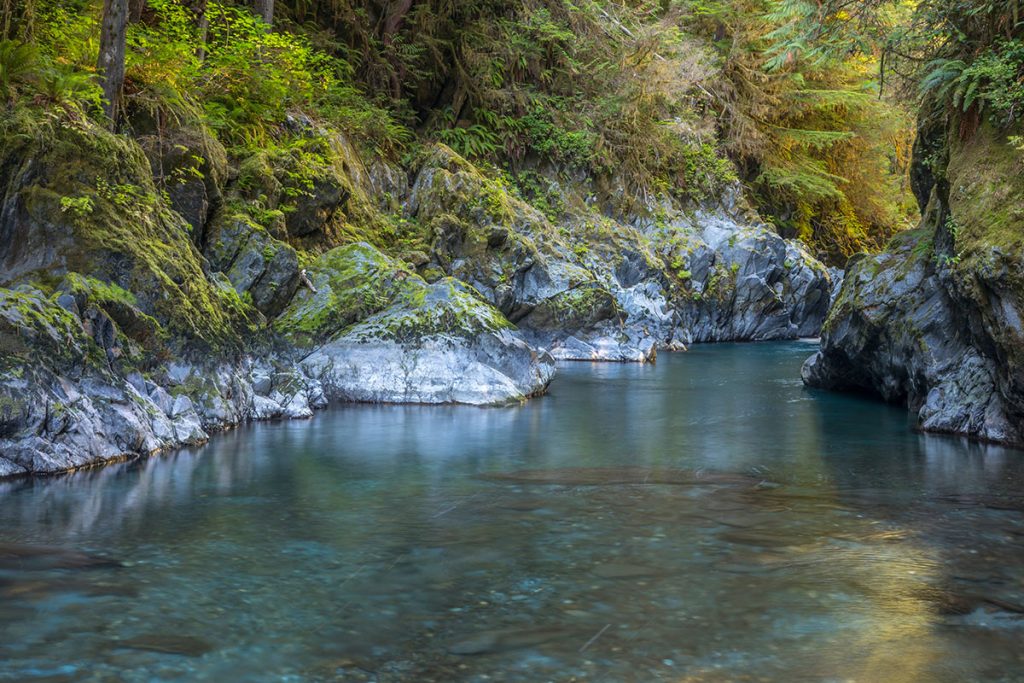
top-left (2, 1), bottom-right (1024, 681)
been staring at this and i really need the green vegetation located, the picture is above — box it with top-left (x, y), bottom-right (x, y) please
top-left (0, 0), bottom-right (919, 265)
top-left (1, 0), bottom-right (1020, 353)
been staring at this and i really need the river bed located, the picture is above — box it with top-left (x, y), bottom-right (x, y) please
top-left (1, 342), bottom-right (1023, 682)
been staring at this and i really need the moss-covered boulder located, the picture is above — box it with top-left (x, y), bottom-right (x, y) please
top-left (137, 124), bottom-right (228, 244)
top-left (0, 111), bottom-right (255, 349)
top-left (302, 276), bottom-right (555, 405)
top-left (205, 215), bottom-right (300, 319)
top-left (232, 132), bottom-right (389, 250)
top-left (804, 122), bottom-right (1024, 444)
top-left (276, 241), bottom-right (553, 404)
top-left (274, 242), bottom-right (420, 348)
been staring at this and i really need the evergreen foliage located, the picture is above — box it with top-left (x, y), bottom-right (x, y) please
top-left (9, 0), bottom-right (1012, 263)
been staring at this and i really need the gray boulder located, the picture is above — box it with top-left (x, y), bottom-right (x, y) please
top-left (302, 278), bottom-right (554, 405)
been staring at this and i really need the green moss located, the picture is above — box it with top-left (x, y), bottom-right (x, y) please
top-left (946, 123), bottom-right (1024, 265)
top-left (526, 283), bottom-right (619, 331)
top-left (351, 277), bottom-right (514, 343)
top-left (2, 111), bottom-right (256, 350)
top-left (273, 242), bottom-right (420, 347)
top-left (0, 286), bottom-right (93, 365)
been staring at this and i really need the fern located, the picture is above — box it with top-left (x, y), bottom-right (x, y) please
top-left (0, 40), bottom-right (39, 102)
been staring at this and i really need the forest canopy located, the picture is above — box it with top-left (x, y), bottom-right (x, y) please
top-left (2, 0), bottom-right (1021, 262)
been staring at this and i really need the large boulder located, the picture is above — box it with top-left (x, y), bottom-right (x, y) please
top-left (804, 122), bottom-right (1024, 444)
top-left (0, 114), bottom-right (254, 348)
top-left (204, 215), bottom-right (300, 319)
top-left (670, 209), bottom-right (832, 343)
top-left (137, 125), bottom-right (228, 245)
top-left (278, 243), bottom-right (554, 405)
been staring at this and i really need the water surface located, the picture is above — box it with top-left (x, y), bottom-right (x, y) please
top-left (2, 343), bottom-right (1023, 682)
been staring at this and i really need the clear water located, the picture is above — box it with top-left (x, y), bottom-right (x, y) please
top-left (2, 342), bottom-right (1024, 682)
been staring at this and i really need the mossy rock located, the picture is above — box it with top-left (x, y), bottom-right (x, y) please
top-left (273, 242), bottom-right (421, 348)
top-left (0, 110), bottom-right (256, 351)
top-left (231, 133), bottom-right (386, 251)
top-left (137, 123), bottom-right (228, 243)
top-left (946, 123), bottom-right (1024, 261)
top-left (522, 282), bottom-right (621, 333)
top-left (0, 286), bottom-right (96, 367)
top-left (347, 277), bottom-right (513, 345)
top-left (204, 214), bottom-right (300, 319)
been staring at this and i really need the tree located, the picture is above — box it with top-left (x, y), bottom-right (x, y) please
top-left (97, 0), bottom-right (129, 125)
top-left (189, 0), bottom-right (209, 60)
top-left (254, 0), bottom-right (273, 26)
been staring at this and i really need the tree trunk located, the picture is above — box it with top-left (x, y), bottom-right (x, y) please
top-left (382, 0), bottom-right (414, 100)
top-left (189, 0), bottom-right (209, 61)
top-left (254, 0), bottom-right (273, 26)
top-left (97, 0), bottom-right (129, 127)
top-left (128, 0), bottom-right (145, 24)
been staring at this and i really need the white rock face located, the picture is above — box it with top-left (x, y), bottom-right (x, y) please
top-left (302, 278), bottom-right (555, 405)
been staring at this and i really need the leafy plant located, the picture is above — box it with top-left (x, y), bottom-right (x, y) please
top-left (0, 39), bottom-right (39, 102)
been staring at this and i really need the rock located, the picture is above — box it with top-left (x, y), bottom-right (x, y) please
top-left (251, 395), bottom-right (283, 420)
top-left (302, 277), bottom-right (554, 405)
top-left (447, 626), bottom-right (578, 655)
top-left (204, 216), bottom-right (300, 318)
top-left (408, 146), bottom-right (830, 356)
top-left (671, 211), bottom-right (831, 342)
top-left (0, 543), bottom-right (122, 570)
top-left (273, 242), bottom-right (414, 349)
top-left (137, 125), bottom-right (228, 244)
top-left (117, 634), bottom-right (213, 657)
top-left (803, 120), bottom-right (1024, 445)
top-left (591, 562), bottom-right (667, 579)
top-left (170, 395), bottom-right (195, 419)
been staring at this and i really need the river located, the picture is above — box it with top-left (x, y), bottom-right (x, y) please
top-left (1, 342), bottom-right (1023, 682)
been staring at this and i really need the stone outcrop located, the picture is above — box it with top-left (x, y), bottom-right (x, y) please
top-left (406, 146), bottom-right (832, 361)
top-left (0, 115), bottom-right (829, 476)
top-left (803, 122), bottom-right (1024, 444)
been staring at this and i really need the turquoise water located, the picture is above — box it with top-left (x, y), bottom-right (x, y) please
top-left (1, 342), bottom-right (1023, 682)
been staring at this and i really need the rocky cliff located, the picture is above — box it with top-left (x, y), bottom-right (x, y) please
top-left (0, 112), bottom-right (831, 476)
top-left (803, 119), bottom-right (1024, 444)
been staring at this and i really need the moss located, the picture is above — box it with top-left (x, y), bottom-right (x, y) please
top-left (946, 122), bottom-right (1024, 263)
top-left (2, 111), bottom-right (256, 351)
top-left (350, 277), bottom-right (514, 343)
top-left (273, 242), bottom-right (420, 347)
top-left (63, 273), bottom-right (139, 308)
top-left (231, 133), bottom-right (388, 252)
top-left (0, 286), bottom-right (95, 365)
top-left (526, 283), bottom-right (620, 331)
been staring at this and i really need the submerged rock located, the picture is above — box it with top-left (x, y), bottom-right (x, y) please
top-left (447, 625), bottom-right (578, 655)
top-left (591, 562), bottom-right (668, 579)
top-left (117, 634), bottom-right (214, 657)
top-left (0, 543), bottom-right (122, 571)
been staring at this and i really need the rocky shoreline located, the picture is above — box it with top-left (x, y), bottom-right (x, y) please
top-left (0, 114), bottom-right (834, 477)
top-left (802, 121), bottom-right (1024, 445)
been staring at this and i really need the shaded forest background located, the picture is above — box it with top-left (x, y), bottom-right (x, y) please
top-left (2, 0), bottom-right (1022, 264)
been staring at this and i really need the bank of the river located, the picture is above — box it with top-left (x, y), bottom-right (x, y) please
top-left (1, 343), bottom-right (1023, 682)
top-left (0, 113), bottom-right (832, 477)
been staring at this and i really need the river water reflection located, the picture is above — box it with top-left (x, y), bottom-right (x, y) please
top-left (1, 342), bottom-right (1023, 682)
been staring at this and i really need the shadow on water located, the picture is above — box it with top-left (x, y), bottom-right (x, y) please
top-left (1, 342), bottom-right (1023, 682)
